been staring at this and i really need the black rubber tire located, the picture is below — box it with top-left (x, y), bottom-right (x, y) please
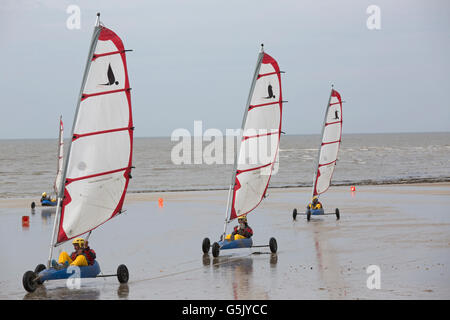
top-left (31, 202), bottom-right (35, 209)
top-left (117, 264), bottom-right (129, 284)
top-left (34, 264), bottom-right (46, 284)
top-left (292, 208), bottom-right (297, 221)
top-left (202, 237), bottom-right (210, 254)
top-left (269, 237), bottom-right (278, 253)
top-left (212, 242), bottom-right (220, 258)
top-left (307, 209), bottom-right (311, 222)
top-left (23, 271), bottom-right (37, 293)
top-left (335, 208), bottom-right (340, 220)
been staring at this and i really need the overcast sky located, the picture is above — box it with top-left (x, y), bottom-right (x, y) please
top-left (1, 0), bottom-right (449, 139)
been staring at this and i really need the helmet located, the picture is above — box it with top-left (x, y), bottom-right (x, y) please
top-left (42, 192), bottom-right (47, 197)
top-left (72, 238), bottom-right (85, 248)
top-left (238, 215), bottom-right (247, 222)
top-left (312, 196), bottom-right (318, 203)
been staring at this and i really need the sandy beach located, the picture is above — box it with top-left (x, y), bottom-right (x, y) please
top-left (0, 183), bottom-right (449, 300)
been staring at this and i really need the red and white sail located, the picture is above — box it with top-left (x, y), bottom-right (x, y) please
top-left (53, 116), bottom-right (64, 195)
top-left (228, 51), bottom-right (283, 221)
top-left (55, 24), bottom-right (133, 244)
top-left (312, 89), bottom-right (343, 197)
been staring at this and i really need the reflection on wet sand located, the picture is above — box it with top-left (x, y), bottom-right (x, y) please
top-left (22, 281), bottom-right (130, 300)
top-left (206, 252), bottom-right (278, 299)
top-left (41, 208), bottom-right (56, 225)
top-left (117, 283), bottom-right (129, 299)
top-left (310, 218), bottom-right (347, 299)
top-left (23, 284), bottom-right (101, 300)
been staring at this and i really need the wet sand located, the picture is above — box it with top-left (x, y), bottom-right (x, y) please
top-left (0, 183), bottom-right (449, 300)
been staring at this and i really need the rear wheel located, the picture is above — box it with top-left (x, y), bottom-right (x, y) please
top-left (292, 208), bottom-right (297, 221)
top-left (269, 237), bottom-right (278, 253)
top-left (31, 202), bottom-right (35, 209)
top-left (23, 271), bottom-right (38, 293)
top-left (117, 264), bottom-right (129, 284)
top-left (212, 242), bottom-right (220, 258)
top-left (202, 238), bottom-right (210, 254)
top-left (335, 208), bottom-right (340, 220)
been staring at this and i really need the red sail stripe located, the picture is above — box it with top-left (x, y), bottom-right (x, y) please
top-left (92, 50), bottom-right (123, 61)
top-left (257, 71), bottom-right (280, 79)
top-left (72, 127), bottom-right (130, 141)
top-left (318, 160), bottom-right (337, 167)
top-left (248, 100), bottom-right (280, 111)
top-left (236, 162), bottom-right (273, 175)
top-left (242, 130), bottom-right (279, 141)
top-left (329, 101), bottom-right (341, 106)
top-left (81, 88), bottom-right (129, 101)
top-left (325, 120), bottom-right (341, 126)
top-left (321, 140), bottom-right (341, 146)
top-left (65, 167), bottom-right (129, 185)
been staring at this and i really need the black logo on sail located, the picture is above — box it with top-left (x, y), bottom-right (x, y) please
top-left (101, 64), bottom-right (119, 86)
top-left (264, 84), bottom-right (275, 99)
top-left (334, 110), bottom-right (339, 120)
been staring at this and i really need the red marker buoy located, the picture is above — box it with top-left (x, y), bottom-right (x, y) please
top-left (350, 186), bottom-right (356, 192)
top-left (22, 216), bottom-right (30, 227)
top-left (158, 198), bottom-right (164, 208)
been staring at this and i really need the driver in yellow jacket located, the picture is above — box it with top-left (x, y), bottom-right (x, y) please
top-left (307, 196), bottom-right (322, 210)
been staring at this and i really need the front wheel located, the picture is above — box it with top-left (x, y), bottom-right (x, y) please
top-left (31, 202), bottom-right (35, 209)
top-left (307, 210), bottom-right (311, 222)
top-left (117, 264), bottom-right (129, 284)
top-left (23, 271), bottom-right (38, 293)
top-left (212, 242), bottom-right (220, 258)
top-left (202, 238), bottom-right (210, 254)
top-left (292, 208), bottom-right (297, 221)
top-left (269, 237), bottom-right (278, 253)
top-left (335, 208), bottom-right (340, 220)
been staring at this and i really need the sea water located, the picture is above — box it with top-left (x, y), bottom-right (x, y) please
top-left (0, 132), bottom-right (449, 199)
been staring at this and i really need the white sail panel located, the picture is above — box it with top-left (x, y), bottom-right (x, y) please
top-left (61, 170), bottom-right (127, 239)
top-left (313, 89), bottom-right (343, 197)
top-left (66, 131), bottom-right (131, 180)
top-left (57, 26), bottom-right (133, 244)
top-left (230, 52), bottom-right (283, 221)
top-left (75, 93), bottom-right (130, 135)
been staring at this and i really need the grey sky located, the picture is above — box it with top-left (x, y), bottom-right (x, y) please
top-left (1, 0), bottom-right (449, 139)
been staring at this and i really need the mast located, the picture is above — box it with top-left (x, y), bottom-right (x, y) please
top-left (311, 85), bottom-right (334, 200)
top-left (222, 45), bottom-right (265, 238)
top-left (54, 115), bottom-right (63, 195)
top-left (47, 14), bottom-right (102, 268)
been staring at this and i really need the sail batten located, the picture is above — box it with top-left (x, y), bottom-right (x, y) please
top-left (54, 23), bottom-right (133, 245)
